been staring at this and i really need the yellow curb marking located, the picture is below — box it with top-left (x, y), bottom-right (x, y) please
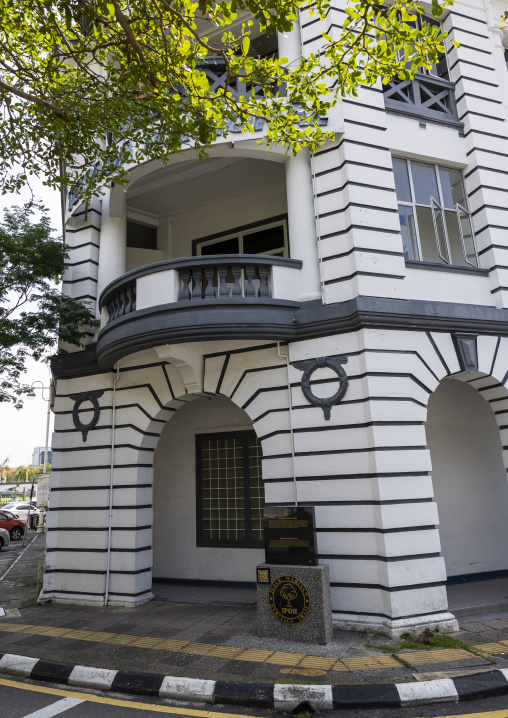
top-left (398, 648), bottom-right (472, 664)
top-left (0, 677), bottom-right (255, 717)
top-left (235, 650), bottom-right (273, 662)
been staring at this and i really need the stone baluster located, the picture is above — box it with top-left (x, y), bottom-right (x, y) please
top-left (203, 267), bottom-right (215, 298)
top-left (231, 266), bottom-right (242, 296)
top-left (244, 265), bottom-right (256, 297)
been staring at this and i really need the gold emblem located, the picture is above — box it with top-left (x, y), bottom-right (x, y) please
top-left (268, 575), bottom-right (310, 625)
top-left (257, 568), bottom-right (270, 584)
top-left (284, 508), bottom-right (291, 517)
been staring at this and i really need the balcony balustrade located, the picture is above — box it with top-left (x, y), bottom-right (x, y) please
top-left (383, 72), bottom-right (463, 131)
top-left (97, 255), bottom-right (302, 366)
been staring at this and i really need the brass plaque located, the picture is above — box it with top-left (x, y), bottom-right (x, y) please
top-left (257, 568), bottom-right (270, 584)
top-left (268, 575), bottom-right (310, 625)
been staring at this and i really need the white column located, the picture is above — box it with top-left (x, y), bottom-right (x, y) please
top-left (96, 186), bottom-right (127, 316)
top-left (285, 149), bottom-right (322, 302)
top-left (277, 20), bottom-right (302, 67)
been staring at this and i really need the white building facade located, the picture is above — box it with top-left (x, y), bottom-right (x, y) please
top-left (41, 0), bottom-right (508, 638)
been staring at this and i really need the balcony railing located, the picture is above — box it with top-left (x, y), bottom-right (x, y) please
top-left (383, 73), bottom-right (463, 131)
top-left (100, 255), bottom-right (302, 326)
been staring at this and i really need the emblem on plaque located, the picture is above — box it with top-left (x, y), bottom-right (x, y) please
top-left (268, 575), bottom-right (310, 625)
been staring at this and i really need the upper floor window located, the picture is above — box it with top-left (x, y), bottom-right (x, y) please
top-left (127, 220), bottom-right (158, 250)
top-left (383, 15), bottom-right (462, 131)
top-left (393, 158), bottom-right (478, 268)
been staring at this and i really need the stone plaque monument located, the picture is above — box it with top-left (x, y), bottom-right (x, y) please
top-left (264, 506), bottom-right (317, 565)
top-left (256, 506), bottom-right (332, 644)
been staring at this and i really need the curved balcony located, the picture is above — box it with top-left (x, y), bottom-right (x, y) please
top-left (96, 255), bottom-right (302, 367)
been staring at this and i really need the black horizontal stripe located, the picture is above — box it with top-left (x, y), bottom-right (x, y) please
top-left (264, 471), bottom-right (430, 483)
top-left (323, 247), bottom-right (403, 261)
top-left (319, 553), bottom-right (439, 561)
top-left (330, 581), bottom-right (443, 591)
top-left (325, 271), bottom-right (404, 284)
top-left (49, 505), bottom-right (152, 510)
top-left (258, 419), bottom-right (423, 441)
top-left (316, 525), bottom-right (435, 533)
top-left (47, 525), bottom-right (152, 531)
top-left (50, 484), bottom-right (152, 491)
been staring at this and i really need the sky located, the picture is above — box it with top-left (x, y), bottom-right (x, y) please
top-left (0, 176), bottom-right (62, 467)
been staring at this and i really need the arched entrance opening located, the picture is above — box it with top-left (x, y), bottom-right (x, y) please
top-left (152, 394), bottom-right (265, 586)
top-left (426, 378), bottom-right (508, 581)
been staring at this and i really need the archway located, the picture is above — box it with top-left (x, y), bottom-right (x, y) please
top-left (152, 394), bottom-right (265, 585)
top-left (426, 377), bottom-right (508, 580)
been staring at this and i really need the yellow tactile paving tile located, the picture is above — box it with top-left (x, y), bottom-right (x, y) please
top-left (153, 640), bottom-right (190, 651)
top-left (207, 646), bottom-right (244, 659)
top-left (0, 623), bottom-right (31, 632)
top-left (104, 635), bottom-right (141, 645)
top-left (182, 643), bottom-right (214, 655)
top-left (342, 655), bottom-right (401, 670)
top-left (398, 648), bottom-right (472, 664)
top-left (330, 660), bottom-right (351, 672)
top-left (235, 649), bottom-right (273, 662)
top-left (266, 652), bottom-right (305, 666)
top-left (130, 638), bottom-right (167, 648)
top-left (298, 656), bottom-right (337, 670)
top-left (472, 642), bottom-right (507, 655)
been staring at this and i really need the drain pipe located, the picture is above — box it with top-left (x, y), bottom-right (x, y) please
top-left (277, 342), bottom-right (298, 506)
top-left (104, 362), bottom-right (120, 606)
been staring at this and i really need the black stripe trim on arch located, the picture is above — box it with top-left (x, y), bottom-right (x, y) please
top-left (64, 259), bottom-right (99, 268)
top-left (317, 182), bottom-right (394, 198)
top-left (490, 337), bottom-right (501, 376)
top-left (463, 128), bottom-right (508, 141)
top-left (426, 332), bottom-right (451, 375)
top-left (215, 354), bottom-right (230, 394)
top-left (230, 364), bottom-right (285, 400)
top-left (456, 92), bottom-right (502, 105)
top-left (53, 423), bottom-right (160, 437)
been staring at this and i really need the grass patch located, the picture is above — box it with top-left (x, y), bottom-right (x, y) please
top-left (368, 628), bottom-right (473, 654)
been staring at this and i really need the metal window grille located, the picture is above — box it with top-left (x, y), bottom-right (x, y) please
top-left (196, 431), bottom-right (264, 548)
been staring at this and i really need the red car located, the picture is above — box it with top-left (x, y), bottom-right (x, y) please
top-left (0, 511), bottom-right (25, 540)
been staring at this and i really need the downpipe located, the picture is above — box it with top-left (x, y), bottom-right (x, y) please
top-left (277, 342), bottom-right (298, 506)
top-left (104, 362), bottom-right (120, 606)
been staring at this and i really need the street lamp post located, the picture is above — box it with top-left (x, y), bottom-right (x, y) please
top-left (25, 381), bottom-right (51, 547)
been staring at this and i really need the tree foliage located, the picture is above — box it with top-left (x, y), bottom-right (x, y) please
top-left (0, 0), bottom-right (459, 203)
top-left (0, 208), bottom-right (98, 407)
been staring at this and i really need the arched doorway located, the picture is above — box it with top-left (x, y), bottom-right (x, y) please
top-left (152, 394), bottom-right (265, 585)
top-left (426, 378), bottom-right (508, 580)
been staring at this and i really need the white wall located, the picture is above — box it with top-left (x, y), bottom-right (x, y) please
top-left (170, 186), bottom-right (287, 259)
top-left (427, 378), bottom-right (508, 577)
top-left (152, 395), bottom-right (265, 583)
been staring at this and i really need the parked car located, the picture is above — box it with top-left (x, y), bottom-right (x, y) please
top-left (2, 503), bottom-right (45, 527)
top-left (0, 512), bottom-right (25, 541)
top-left (0, 527), bottom-right (10, 550)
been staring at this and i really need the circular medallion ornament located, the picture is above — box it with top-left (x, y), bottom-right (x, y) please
top-left (268, 575), bottom-right (310, 625)
top-left (293, 355), bottom-right (348, 420)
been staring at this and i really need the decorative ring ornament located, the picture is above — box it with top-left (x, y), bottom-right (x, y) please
top-left (293, 355), bottom-right (349, 420)
top-left (70, 390), bottom-right (105, 442)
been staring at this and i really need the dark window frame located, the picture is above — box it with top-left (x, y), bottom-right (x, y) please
top-left (195, 430), bottom-right (264, 549)
top-left (192, 214), bottom-right (288, 257)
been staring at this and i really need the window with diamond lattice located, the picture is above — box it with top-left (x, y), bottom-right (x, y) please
top-left (196, 431), bottom-right (264, 548)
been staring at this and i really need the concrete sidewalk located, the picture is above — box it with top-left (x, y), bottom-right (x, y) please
top-left (1, 534), bottom-right (508, 690)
